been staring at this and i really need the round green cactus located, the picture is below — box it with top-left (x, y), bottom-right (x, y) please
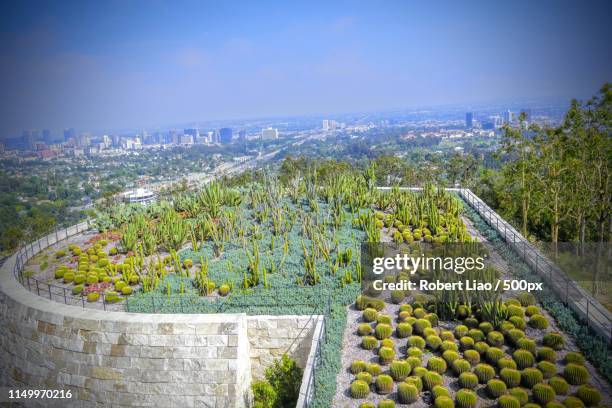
top-left (423, 371), bottom-right (444, 390)
top-left (537, 347), bottom-right (557, 363)
top-left (474, 363), bottom-right (496, 383)
top-left (441, 340), bottom-right (459, 352)
top-left (513, 349), bottom-right (535, 369)
top-left (363, 308), bottom-right (379, 322)
top-left (454, 325), bottom-right (469, 338)
top-left (378, 346), bottom-right (395, 365)
top-left (432, 385), bottom-right (451, 399)
top-left (86, 292), bottom-right (100, 302)
top-left (500, 368), bottom-right (521, 388)
top-left (378, 399), bottom-right (395, 408)
top-left (474, 341), bottom-right (490, 355)
top-left (516, 292), bottom-right (536, 306)
top-left (396, 382), bottom-right (419, 403)
top-left (458, 372), bottom-right (479, 389)
top-left (542, 332), bottom-right (565, 350)
top-left (351, 360), bottom-right (367, 374)
top-left (525, 305), bottom-right (540, 317)
top-left (391, 289), bottom-right (405, 304)
top-left (362, 336), bottom-right (378, 350)
top-left (524, 404), bottom-right (541, 408)
top-left (375, 374), bottom-right (394, 394)
top-left (375, 323), bottom-right (393, 340)
top-left (426, 335), bottom-right (443, 351)
top-left (563, 363), bottom-right (589, 385)
top-left (414, 318), bottom-right (432, 334)
top-left (498, 357), bottom-right (518, 370)
top-left (464, 349), bottom-right (480, 366)
top-left (507, 305), bottom-right (525, 318)
top-left (359, 403), bottom-right (375, 408)
top-left (486, 379), bottom-right (508, 397)
top-left (377, 314), bottom-right (393, 325)
top-left (413, 307), bottom-right (427, 318)
top-left (563, 396), bottom-right (586, 408)
top-left (509, 316), bottom-right (526, 330)
top-left (413, 366), bottom-right (428, 378)
top-left (507, 329), bottom-right (526, 346)
top-left (485, 347), bottom-right (505, 365)
top-left (407, 346), bottom-right (423, 358)
top-left (516, 338), bottom-right (537, 354)
top-left (487, 331), bottom-right (505, 347)
top-left (405, 375), bottom-right (423, 391)
top-left (537, 361), bottom-right (557, 379)
top-left (452, 359), bottom-right (471, 375)
top-left (442, 350), bottom-right (460, 364)
top-left (575, 384), bottom-right (602, 407)
top-left (455, 389), bottom-right (478, 408)
top-left (425, 313), bottom-right (439, 326)
top-left (464, 317), bottom-right (479, 328)
top-left (565, 352), bottom-right (585, 365)
top-left (479, 322), bottom-right (494, 334)
top-left (366, 363), bottom-right (382, 376)
top-left (399, 304), bottom-right (413, 314)
top-left (509, 387), bottom-right (529, 406)
top-left (396, 322), bottom-right (413, 338)
top-left (548, 376), bottom-right (569, 395)
top-left (533, 383), bottom-right (556, 405)
top-left (459, 336), bottom-right (475, 350)
top-left (528, 314), bottom-right (549, 329)
top-left (498, 395), bottom-right (521, 408)
top-left (350, 380), bottom-right (370, 399)
top-left (356, 371), bottom-right (373, 384)
top-left (408, 335), bottom-right (426, 350)
top-left (390, 360), bottom-right (411, 381)
top-left (440, 330), bottom-right (455, 341)
top-left (380, 338), bottom-right (394, 349)
top-left (521, 367), bottom-right (544, 388)
top-left (435, 396), bottom-right (455, 408)
top-left (358, 323), bottom-right (372, 336)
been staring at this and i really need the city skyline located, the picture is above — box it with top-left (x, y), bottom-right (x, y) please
top-left (1, 0), bottom-right (611, 136)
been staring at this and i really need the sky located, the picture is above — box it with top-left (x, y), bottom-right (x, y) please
top-left (0, 0), bottom-right (611, 136)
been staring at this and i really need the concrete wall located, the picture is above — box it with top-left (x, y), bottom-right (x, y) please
top-left (0, 239), bottom-right (322, 408)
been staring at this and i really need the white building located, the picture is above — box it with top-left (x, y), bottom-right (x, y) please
top-left (261, 127), bottom-right (279, 140)
top-left (322, 120), bottom-right (329, 131)
top-left (123, 188), bottom-right (156, 205)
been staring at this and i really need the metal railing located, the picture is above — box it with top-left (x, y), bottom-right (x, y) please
top-left (301, 296), bottom-right (331, 408)
top-left (458, 188), bottom-right (612, 342)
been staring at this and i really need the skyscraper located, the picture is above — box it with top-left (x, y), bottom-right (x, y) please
top-left (238, 130), bottom-right (247, 142)
top-left (503, 110), bottom-right (512, 124)
top-left (64, 128), bottom-right (76, 141)
top-left (465, 112), bottom-right (473, 129)
top-left (42, 129), bottom-right (52, 144)
top-left (261, 128), bottom-right (279, 140)
top-left (219, 128), bottom-right (233, 144)
top-left (322, 120), bottom-right (329, 131)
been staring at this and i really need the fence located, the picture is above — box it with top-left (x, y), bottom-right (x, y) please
top-left (458, 188), bottom-right (612, 343)
top-left (301, 296), bottom-right (330, 408)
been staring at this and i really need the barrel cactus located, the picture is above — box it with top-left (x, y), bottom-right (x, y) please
top-left (532, 383), bottom-right (556, 404)
top-left (356, 371), bottom-right (373, 384)
top-left (479, 322), bottom-right (493, 334)
top-left (452, 359), bottom-right (471, 375)
top-left (435, 396), bottom-right (455, 408)
top-left (458, 372), bottom-right (479, 389)
top-left (390, 360), bottom-right (411, 381)
top-left (408, 335), bottom-right (426, 349)
top-left (375, 323), bottom-right (393, 340)
top-left (474, 363), bottom-right (496, 383)
top-left (513, 349), bottom-right (535, 369)
top-left (464, 349), bottom-right (480, 366)
top-left (378, 346), bottom-right (395, 365)
top-left (362, 336), bottom-right (378, 350)
top-left (516, 338), bottom-right (537, 354)
top-left (454, 325), bottom-right (469, 338)
top-left (441, 340), bottom-right (459, 352)
top-left (455, 389), bottom-right (478, 408)
top-left (507, 329), bottom-right (526, 346)
top-left (575, 384), bottom-right (602, 407)
top-left (509, 316), bottom-right (526, 330)
top-left (366, 363), bottom-right (382, 376)
top-left (459, 336), bottom-right (475, 350)
top-left (509, 387), bottom-right (529, 405)
top-left (443, 350), bottom-right (460, 364)
top-left (542, 332), bottom-right (565, 350)
top-left (378, 399), bottom-right (395, 408)
top-left (423, 371), bottom-right (444, 390)
top-left (563, 363), bottom-right (589, 385)
top-left (350, 380), bottom-right (370, 399)
top-left (406, 375), bottom-right (423, 391)
top-left (396, 322), bottom-right (413, 338)
top-left (563, 396), bottom-right (586, 408)
top-left (351, 360), bottom-right (367, 374)
top-left (521, 367), bottom-right (543, 388)
top-left (500, 368), bottom-right (521, 388)
top-left (537, 347), bottom-right (557, 363)
top-left (427, 357), bottom-right (448, 374)
top-left (485, 347), bottom-right (505, 365)
top-left (487, 331), bottom-right (505, 347)
top-left (548, 376), bottom-right (569, 395)
top-left (397, 382), bottom-right (419, 404)
top-left (498, 395), bottom-right (521, 408)
top-left (498, 357), bottom-right (517, 370)
top-left (375, 374), bottom-right (394, 394)
top-left (528, 314), bottom-right (549, 329)
top-left (565, 352), bottom-right (585, 365)
top-left (377, 314), bottom-right (393, 325)
top-left (486, 379), bottom-right (508, 397)
top-left (363, 308), bottom-right (379, 322)
top-left (414, 318), bottom-right (432, 334)
top-left (537, 361), bottom-right (557, 379)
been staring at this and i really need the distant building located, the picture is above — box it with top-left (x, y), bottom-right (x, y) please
top-left (465, 112), bottom-right (473, 129)
top-left (219, 128), bottom-right (233, 144)
top-left (322, 120), bottom-right (329, 131)
top-left (123, 188), bottom-right (156, 206)
top-left (64, 128), bottom-right (76, 142)
top-left (180, 134), bottom-right (194, 145)
top-left (42, 129), bottom-right (52, 144)
top-left (503, 110), bottom-right (512, 124)
top-left (261, 127), bottom-right (279, 140)
top-left (184, 128), bottom-right (199, 139)
top-left (22, 130), bottom-right (34, 150)
top-left (238, 130), bottom-right (247, 142)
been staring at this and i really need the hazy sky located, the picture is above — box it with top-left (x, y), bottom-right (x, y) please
top-left (0, 0), bottom-right (611, 136)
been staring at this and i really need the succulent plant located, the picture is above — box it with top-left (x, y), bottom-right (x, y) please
top-left (391, 289), bottom-right (405, 304)
top-left (543, 332), bottom-right (565, 350)
top-left (426, 335), bottom-right (442, 351)
top-left (390, 360), bottom-right (411, 381)
top-left (565, 352), bottom-right (585, 365)
top-left (362, 336), bottom-right (378, 350)
top-left (366, 363), bottom-right (382, 376)
top-left (455, 325), bottom-right (469, 338)
top-left (440, 330), bottom-right (455, 341)
top-left (432, 385), bottom-right (451, 399)
top-left (458, 372), bottom-right (478, 389)
top-left (455, 389), bottom-right (478, 408)
top-left (72, 284), bottom-right (84, 295)
top-left (528, 314), bottom-right (549, 329)
top-left (358, 323), bottom-right (373, 336)
top-left (474, 363), bottom-right (496, 383)
top-left (485, 347), bottom-right (505, 365)
top-left (509, 316), bottom-right (526, 330)
top-left (525, 305), bottom-right (540, 317)
top-left (474, 341), bottom-right (490, 356)
top-left (396, 382), bottom-right (419, 403)
top-left (425, 313), bottom-right (439, 326)
top-left (441, 340), bottom-right (459, 352)
top-left (363, 308), bottom-right (379, 322)
top-left (507, 329), bottom-right (526, 346)
top-left (405, 375), bottom-right (423, 391)
top-left (396, 322), bottom-right (412, 338)
top-left (380, 338), bottom-right (394, 349)
top-left (486, 331), bottom-right (505, 347)
top-left (423, 371), bottom-right (444, 390)
top-left (548, 376), bottom-right (569, 395)
top-left (414, 318), bottom-right (432, 335)
top-left (464, 349), bottom-right (481, 366)
top-left (500, 368), bottom-right (521, 388)
top-left (563, 396), bottom-right (586, 408)
top-left (413, 308), bottom-right (427, 318)
top-left (509, 387), bottom-right (529, 405)
top-left (468, 329), bottom-right (485, 342)
top-left (486, 379), bottom-right (508, 397)
top-left (521, 367), bottom-right (544, 388)
top-left (351, 360), bottom-right (367, 374)
top-left (377, 314), bottom-right (393, 325)
top-left (498, 395), bottom-right (521, 408)
top-left (479, 321), bottom-right (494, 334)
top-left (427, 357), bottom-right (448, 374)
top-left (452, 359), bottom-right (471, 375)
top-left (375, 323), bottom-right (393, 340)
top-left (350, 380), bottom-right (370, 398)
top-left (379, 346), bottom-right (395, 364)
top-left (563, 363), bottom-right (589, 385)
top-left (537, 347), bottom-right (557, 363)
top-left (575, 385), bottom-right (601, 407)
top-left (378, 399), bottom-right (395, 408)
top-left (86, 292), bottom-right (100, 302)
top-left (533, 383), bottom-right (556, 404)
top-left (523, 404), bottom-right (541, 408)
top-left (498, 357), bottom-right (518, 370)
top-left (513, 349), bottom-right (535, 369)
top-left (359, 403), bottom-right (375, 408)
top-left (507, 305), bottom-right (525, 319)
top-left (356, 371), bottom-right (373, 384)
top-left (399, 304), bottom-right (413, 314)
top-left (376, 374), bottom-right (394, 394)
top-left (443, 350), bottom-right (460, 365)
top-left (459, 336), bottom-right (475, 350)
top-left (537, 361), bottom-right (557, 379)
top-left (413, 366), bottom-right (428, 378)
top-left (408, 335), bottom-right (426, 350)
top-left (516, 338), bottom-right (537, 354)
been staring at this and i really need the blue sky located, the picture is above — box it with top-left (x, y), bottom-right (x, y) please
top-left (0, 0), bottom-right (611, 135)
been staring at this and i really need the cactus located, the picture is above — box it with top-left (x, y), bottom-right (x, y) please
top-left (500, 368), bottom-right (521, 388)
top-left (455, 389), bottom-right (478, 408)
top-left (423, 327), bottom-right (438, 338)
top-left (435, 396), bottom-right (455, 408)
top-left (452, 359), bottom-right (471, 375)
top-left (454, 325), bottom-right (469, 338)
top-left (486, 379), bottom-right (508, 398)
top-left (390, 360), bottom-right (411, 381)
top-left (380, 338), bottom-right (394, 349)
top-left (366, 363), bottom-right (382, 376)
top-left (487, 331), bottom-right (505, 347)
top-left (360, 403), bottom-right (375, 408)
top-left (521, 367), bottom-right (544, 388)
top-left (548, 376), bottom-right (569, 395)
top-left (563, 396), bottom-right (586, 408)
top-left (533, 383), bottom-right (556, 404)
top-left (406, 356), bottom-right (421, 371)
top-left (378, 346), bottom-right (395, 364)
top-left (356, 371), bottom-right (373, 384)
top-left (358, 323), bottom-right (372, 336)
top-left (525, 305), bottom-right (540, 317)
top-left (432, 385), bottom-right (451, 399)
top-left (479, 321), bottom-right (494, 334)
top-left (363, 308), bottom-right (379, 322)
top-left (468, 329), bottom-right (484, 342)
top-left (459, 336), bottom-right (475, 350)
top-left (350, 380), bottom-right (370, 399)
top-left (375, 323), bottom-right (393, 340)
top-left (464, 349), bottom-right (480, 366)
top-left (528, 314), bottom-right (549, 329)
top-left (474, 341), bottom-right (490, 356)
top-left (485, 347), bottom-right (505, 365)
top-left (509, 387), bottom-right (529, 405)
top-left (537, 361), bottom-right (557, 379)
top-left (443, 350), bottom-right (460, 365)
top-left (513, 349), bottom-right (535, 369)
top-left (440, 330), bottom-right (455, 341)
top-left (427, 357), bottom-right (447, 374)
top-left (516, 338), bottom-right (537, 354)
top-left (563, 363), bottom-right (589, 385)
top-left (397, 383), bottom-right (418, 404)
top-left (408, 335), bottom-right (426, 350)
top-left (474, 363), bottom-right (496, 383)
top-left (396, 323), bottom-right (412, 338)
top-left (406, 375), bottom-right (423, 391)
top-left (378, 399), bottom-right (395, 408)
top-left (565, 352), bottom-right (585, 365)
top-left (537, 347), bottom-right (557, 363)
top-left (414, 318), bottom-right (432, 334)
top-left (427, 335), bottom-right (443, 351)
top-left (407, 346), bottom-right (423, 358)
top-left (507, 329), bottom-right (526, 346)
top-left (86, 292), bottom-right (100, 302)
top-left (543, 332), bottom-right (564, 350)
top-left (423, 371), bottom-right (444, 390)
top-left (361, 336), bottom-right (378, 350)
top-left (509, 316), bottom-right (526, 330)
top-left (375, 374), bottom-right (394, 394)
top-left (377, 314), bottom-right (392, 325)
top-left (575, 385), bottom-right (602, 407)
top-left (425, 313), bottom-right (439, 326)
top-left (498, 357), bottom-right (517, 370)
top-left (351, 360), bottom-right (367, 374)
top-left (459, 372), bottom-right (479, 389)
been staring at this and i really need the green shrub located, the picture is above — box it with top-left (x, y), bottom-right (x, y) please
top-left (521, 367), bottom-right (544, 388)
top-left (459, 336), bottom-right (475, 350)
top-left (363, 308), bottom-right (379, 322)
top-left (563, 396), bottom-right (585, 408)
top-left (397, 382), bottom-right (419, 404)
top-left (375, 374), bottom-right (394, 394)
top-left (500, 368), bottom-right (521, 388)
top-left (542, 332), bottom-right (564, 350)
top-left (435, 396), bottom-right (455, 408)
top-left (263, 355), bottom-right (302, 408)
top-left (575, 385), bottom-right (601, 407)
top-left (458, 372), bottom-right (479, 389)
top-left (406, 375), bottom-right (423, 391)
top-left (351, 360), bottom-right (367, 374)
top-left (378, 399), bottom-right (395, 408)
top-left (366, 363), bottom-right (382, 376)
top-left (529, 314), bottom-right (549, 329)
top-left (427, 335), bottom-right (443, 351)
top-left (487, 331), bottom-right (505, 347)
top-left (548, 376), bottom-right (569, 395)
top-left (350, 380), bottom-right (370, 399)
top-left (537, 347), bottom-right (557, 363)
top-left (390, 360), bottom-right (411, 381)
top-left (485, 347), bottom-right (505, 365)
top-left (509, 387), bottom-right (529, 405)
top-left (474, 363), bottom-right (496, 383)
top-left (563, 363), bottom-right (589, 385)
top-left (452, 359), bottom-right (471, 375)
top-left (532, 383), bottom-right (556, 405)
top-left (455, 389), bottom-right (478, 408)
top-left (537, 361), bottom-right (557, 379)
top-left (443, 350), bottom-right (460, 365)
top-left (455, 325), bottom-right (469, 338)
top-left (396, 323), bottom-right (412, 338)
top-left (427, 357), bottom-right (447, 374)
top-left (565, 352), bottom-right (585, 365)
top-left (441, 340), bottom-right (459, 352)
top-left (487, 379), bottom-right (508, 398)
top-left (251, 379), bottom-right (277, 408)
top-left (408, 335), bottom-right (426, 350)
top-left (498, 357), bottom-right (517, 370)
top-left (498, 395), bottom-right (521, 408)
top-left (362, 336), bottom-right (378, 350)
top-left (358, 323), bottom-right (372, 336)
top-left (516, 338), bottom-right (537, 354)
top-left (423, 371), bottom-right (443, 390)
top-left (375, 323), bottom-right (393, 340)
top-left (379, 347), bottom-right (395, 365)
top-left (355, 371), bottom-right (372, 384)
top-left (513, 349), bottom-right (535, 369)
top-left (464, 349), bottom-right (480, 366)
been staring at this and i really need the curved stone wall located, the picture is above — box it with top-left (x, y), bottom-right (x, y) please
top-left (0, 234), bottom-right (321, 407)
